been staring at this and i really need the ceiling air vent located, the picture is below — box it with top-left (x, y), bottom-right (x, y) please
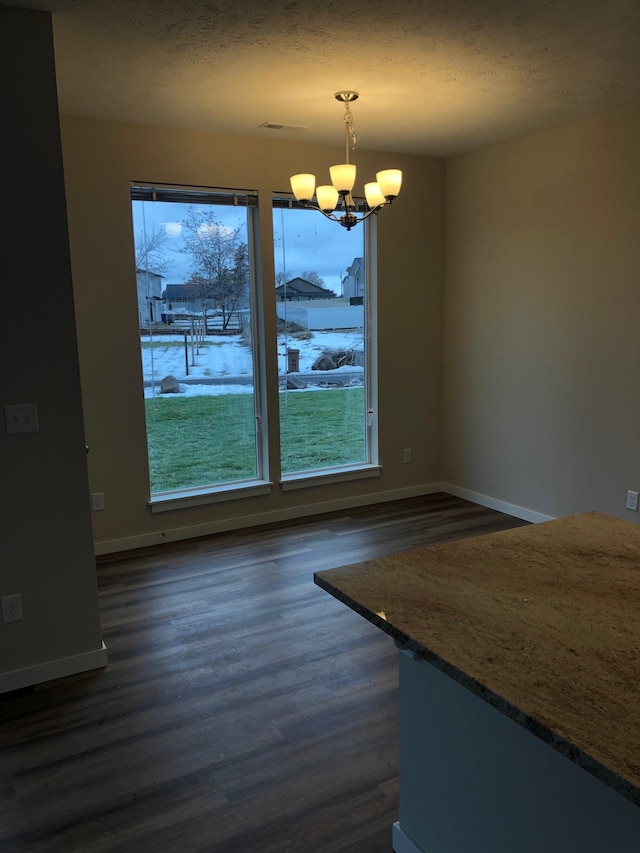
top-left (259, 121), bottom-right (308, 132)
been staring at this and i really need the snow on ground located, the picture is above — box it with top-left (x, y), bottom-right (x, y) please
top-left (142, 330), bottom-right (364, 397)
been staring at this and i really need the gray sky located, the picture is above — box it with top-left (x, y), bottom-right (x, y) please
top-left (272, 207), bottom-right (362, 295)
top-left (132, 200), bottom-right (363, 295)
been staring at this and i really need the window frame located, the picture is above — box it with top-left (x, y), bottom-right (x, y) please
top-left (131, 182), bottom-right (273, 512)
top-left (272, 195), bottom-right (381, 489)
top-left (129, 183), bottom-right (382, 512)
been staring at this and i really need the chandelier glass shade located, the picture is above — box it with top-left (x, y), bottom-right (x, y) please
top-left (290, 92), bottom-right (402, 230)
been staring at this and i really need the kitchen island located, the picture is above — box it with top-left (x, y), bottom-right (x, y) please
top-left (315, 511), bottom-right (640, 853)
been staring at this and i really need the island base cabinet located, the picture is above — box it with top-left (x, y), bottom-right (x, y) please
top-left (393, 650), bottom-right (640, 853)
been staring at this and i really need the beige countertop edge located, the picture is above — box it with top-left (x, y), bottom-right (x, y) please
top-left (313, 571), bottom-right (640, 809)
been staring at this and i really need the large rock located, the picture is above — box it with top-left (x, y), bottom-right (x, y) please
top-left (312, 354), bottom-right (337, 371)
top-left (160, 375), bottom-right (181, 393)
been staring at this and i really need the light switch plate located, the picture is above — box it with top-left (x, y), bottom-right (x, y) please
top-left (5, 403), bottom-right (39, 434)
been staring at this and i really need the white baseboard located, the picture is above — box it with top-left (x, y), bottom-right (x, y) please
top-left (393, 822), bottom-right (426, 853)
top-left (441, 483), bottom-right (555, 524)
top-left (94, 482), bottom-right (444, 556)
top-left (95, 481), bottom-right (551, 557)
top-left (0, 642), bottom-right (108, 694)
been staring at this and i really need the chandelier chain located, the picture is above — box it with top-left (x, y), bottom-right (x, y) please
top-left (343, 101), bottom-right (358, 160)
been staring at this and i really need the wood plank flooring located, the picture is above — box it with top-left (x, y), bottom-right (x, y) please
top-left (0, 493), bottom-right (527, 853)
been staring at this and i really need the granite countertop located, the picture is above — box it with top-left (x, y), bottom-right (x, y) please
top-left (314, 511), bottom-right (640, 807)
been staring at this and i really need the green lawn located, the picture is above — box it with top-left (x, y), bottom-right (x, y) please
top-left (145, 387), bottom-right (366, 492)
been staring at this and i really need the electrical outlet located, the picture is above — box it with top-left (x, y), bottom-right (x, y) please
top-left (1, 593), bottom-right (23, 623)
top-left (91, 492), bottom-right (105, 512)
top-left (626, 490), bottom-right (639, 511)
top-left (403, 448), bottom-right (412, 464)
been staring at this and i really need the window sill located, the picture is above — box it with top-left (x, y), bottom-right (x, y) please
top-left (149, 480), bottom-right (273, 513)
top-left (280, 464), bottom-right (381, 491)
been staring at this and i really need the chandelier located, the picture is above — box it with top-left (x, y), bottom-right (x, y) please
top-left (290, 91), bottom-right (402, 231)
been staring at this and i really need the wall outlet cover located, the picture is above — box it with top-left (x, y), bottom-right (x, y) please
top-left (1, 593), bottom-right (23, 623)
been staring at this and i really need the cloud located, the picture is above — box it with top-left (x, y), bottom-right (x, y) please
top-left (162, 221), bottom-right (182, 237)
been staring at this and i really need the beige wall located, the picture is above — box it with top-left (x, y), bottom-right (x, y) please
top-left (0, 7), bottom-right (104, 689)
top-left (60, 116), bottom-right (445, 552)
top-left (443, 102), bottom-right (640, 520)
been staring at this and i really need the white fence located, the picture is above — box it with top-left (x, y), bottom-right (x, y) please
top-left (276, 303), bottom-right (364, 331)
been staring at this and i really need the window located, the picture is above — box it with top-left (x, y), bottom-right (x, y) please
top-left (272, 201), bottom-right (378, 482)
top-left (131, 185), bottom-right (267, 508)
top-left (130, 184), bottom-right (379, 510)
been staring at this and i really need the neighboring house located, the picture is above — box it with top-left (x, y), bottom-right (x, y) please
top-left (136, 269), bottom-right (164, 324)
top-left (275, 277), bottom-right (336, 301)
top-left (341, 257), bottom-right (364, 301)
top-left (162, 282), bottom-right (247, 332)
top-left (162, 283), bottom-right (198, 315)
top-left (163, 282), bottom-right (251, 315)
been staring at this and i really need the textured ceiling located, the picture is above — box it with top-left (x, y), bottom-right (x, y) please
top-left (10, 0), bottom-right (640, 156)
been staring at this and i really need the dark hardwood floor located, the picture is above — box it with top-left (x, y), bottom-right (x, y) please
top-left (1, 493), bottom-right (526, 853)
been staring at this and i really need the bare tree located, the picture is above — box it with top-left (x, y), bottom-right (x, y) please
top-left (135, 227), bottom-right (174, 276)
top-left (180, 208), bottom-right (249, 331)
top-left (182, 273), bottom-right (212, 315)
top-left (300, 270), bottom-right (326, 288)
top-left (276, 270), bottom-right (327, 288)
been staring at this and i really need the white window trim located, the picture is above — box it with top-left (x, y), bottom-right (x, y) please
top-left (137, 187), bottom-right (381, 510)
top-left (275, 208), bottom-right (379, 484)
top-left (280, 464), bottom-right (381, 491)
top-left (149, 479), bottom-right (273, 513)
top-left (133, 182), bottom-right (267, 505)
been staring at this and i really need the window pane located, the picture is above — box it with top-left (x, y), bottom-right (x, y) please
top-left (272, 205), bottom-right (371, 476)
top-left (132, 187), bottom-right (261, 495)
